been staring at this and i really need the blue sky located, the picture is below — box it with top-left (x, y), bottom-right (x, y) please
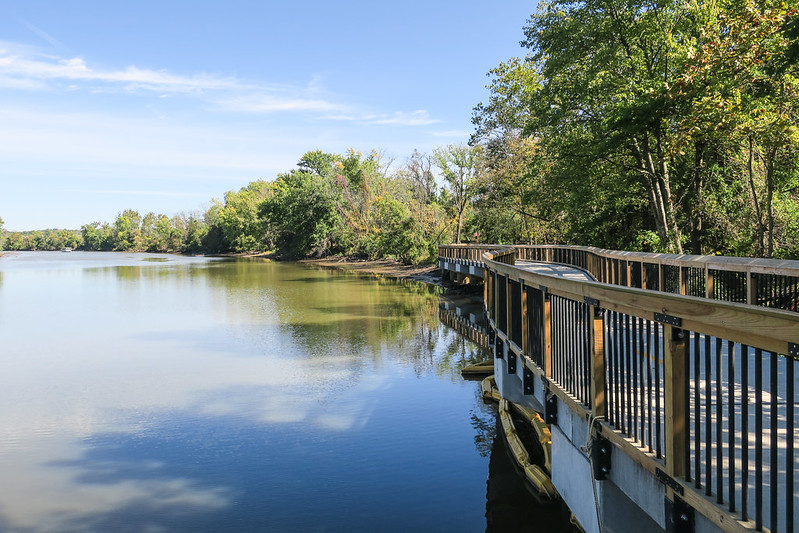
top-left (0, 1), bottom-right (533, 231)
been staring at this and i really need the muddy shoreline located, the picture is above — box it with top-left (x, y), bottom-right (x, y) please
top-left (299, 257), bottom-right (442, 285)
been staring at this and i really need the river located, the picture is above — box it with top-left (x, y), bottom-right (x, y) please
top-left (0, 252), bottom-right (572, 532)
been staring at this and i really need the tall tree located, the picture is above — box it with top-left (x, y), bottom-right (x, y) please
top-left (433, 144), bottom-right (484, 244)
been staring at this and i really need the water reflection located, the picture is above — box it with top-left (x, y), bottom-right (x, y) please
top-left (0, 252), bottom-right (572, 532)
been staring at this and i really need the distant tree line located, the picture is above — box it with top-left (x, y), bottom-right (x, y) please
top-left (0, 147), bottom-right (482, 263)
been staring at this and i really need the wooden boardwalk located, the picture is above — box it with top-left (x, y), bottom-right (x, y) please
top-left (439, 245), bottom-right (799, 533)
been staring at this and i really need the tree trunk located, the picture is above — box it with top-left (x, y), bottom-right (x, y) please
top-left (765, 146), bottom-right (777, 258)
top-left (747, 136), bottom-right (765, 256)
top-left (689, 142), bottom-right (705, 255)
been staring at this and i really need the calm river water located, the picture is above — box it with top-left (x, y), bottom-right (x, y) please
top-left (0, 252), bottom-right (572, 532)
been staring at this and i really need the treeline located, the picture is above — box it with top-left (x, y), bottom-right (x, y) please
top-left (469, 0), bottom-right (799, 258)
top-left (0, 147), bottom-right (480, 263)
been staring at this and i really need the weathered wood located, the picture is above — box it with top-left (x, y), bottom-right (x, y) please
top-left (544, 296), bottom-right (552, 378)
top-left (590, 307), bottom-right (605, 419)
top-left (485, 259), bottom-right (798, 354)
top-left (664, 324), bottom-right (687, 479)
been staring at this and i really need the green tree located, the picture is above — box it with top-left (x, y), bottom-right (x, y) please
top-left (433, 144), bottom-right (484, 244)
top-left (217, 181), bottom-right (273, 252)
top-left (112, 210), bottom-right (142, 251)
top-left (259, 169), bottom-right (342, 258)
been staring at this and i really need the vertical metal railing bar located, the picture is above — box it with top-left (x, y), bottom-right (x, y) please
top-left (579, 302), bottom-right (586, 403)
top-left (715, 337), bottom-right (723, 504)
top-left (755, 347), bottom-right (763, 531)
top-left (633, 317), bottom-right (646, 443)
top-left (552, 298), bottom-right (559, 384)
top-left (683, 328), bottom-right (691, 478)
top-left (572, 300), bottom-right (579, 400)
top-left (625, 314), bottom-right (633, 435)
top-left (646, 319), bottom-right (653, 453)
top-left (769, 350), bottom-right (778, 533)
top-left (613, 312), bottom-right (622, 432)
top-left (686, 331), bottom-right (693, 483)
top-left (727, 339), bottom-right (736, 513)
top-left (586, 305), bottom-right (592, 405)
top-left (634, 317), bottom-right (641, 443)
top-left (655, 322), bottom-right (662, 459)
top-left (693, 332), bottom-right (702, 488)
top-left (605, 313), bottom-right (614, 427)
top-left (705, 334), bottom-right (712, 497)
top-left (567, 299), bottom-right (573, 395)
top-left (563, 299), bottom-right (570, 393)
top-left (584, 304), bottom-right (591, 404)
top-left (787, 352), bottom-right (794, 531)
top-left (742, 344), bottom-right (750, 522)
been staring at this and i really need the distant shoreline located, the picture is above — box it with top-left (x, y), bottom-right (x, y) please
top-left (299, 256), bottom-right (440, 285)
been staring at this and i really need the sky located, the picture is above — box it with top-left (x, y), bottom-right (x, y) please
top-left (0, 1), bottom-right (534, 231)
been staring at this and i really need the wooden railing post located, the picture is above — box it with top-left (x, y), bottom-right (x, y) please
top-left (747, 270), bottom-right (756, 305)
top-left (544, 292), bottom-right (552, 378)
top-left (521, 284), bottom-right (529, 355)
top-left (679, 267), bottom-right (687, 295)
top-left (590, 305), bottom-right (606, 418)
top-left (664, 324), bottom-right (687, 480)
top-left (641, 262), bottom-right (648, 290)
top-left (706, 266), bottom-right (714, 299)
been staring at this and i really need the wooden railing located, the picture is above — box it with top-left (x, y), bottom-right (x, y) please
top-left (476, 246), bottom-right (799, 533)
top-left (440, 244), bottom-right (799, 313)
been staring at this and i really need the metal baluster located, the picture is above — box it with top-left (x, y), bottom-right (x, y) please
top-left (755, 347), bottom-right (763, 530)
top-left (716, 337), bottom-right (723, 504)
top-left (694, 331), bottom-right (702, 488)
top-left (655, 322), bottom-right (662, 458)
top-left (742, 344), bottom-right (749, 521)
top-left (705, 334), bottom-right (712, 496)
top-left (728, 340), bottom-right (736, 512)
top-left (787, 351), bottom-right (794, 530)
top-left (770, 350), bottom-right (778, 532)
top-left (646, 320), bottom-right (653, 453)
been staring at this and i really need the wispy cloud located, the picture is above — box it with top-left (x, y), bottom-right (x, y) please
top-left (358, 110), bottom-right (439, 126)
top-left (17, 18), bottom-right (65, 50)
top-left (0, 41), bottom-right (442, 128)
top-left (0, 44), bottom-right (241, 94)
top-left (219, 93), bottom-right (345, 113)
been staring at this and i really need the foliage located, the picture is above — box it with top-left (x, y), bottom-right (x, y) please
top-left (469, 0), bottom-right (799, 258)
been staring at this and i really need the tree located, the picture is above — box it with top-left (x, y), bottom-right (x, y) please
top-left (217, 181), bottom-right (273, 252)
top-left (112, 210), bottom-right (142, 251)
top-left (82, 222), bottom-right (113, 250)
top-left (433, 144), bottom-right (483, 244)
top-left (260, 169), bottom-right (342, 258)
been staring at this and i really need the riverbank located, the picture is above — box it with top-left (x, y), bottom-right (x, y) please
top-left (300, 257), bottom-right (441, 285)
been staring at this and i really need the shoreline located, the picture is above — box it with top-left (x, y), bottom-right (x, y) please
top-left (299, 256), bottom-right (442, 285)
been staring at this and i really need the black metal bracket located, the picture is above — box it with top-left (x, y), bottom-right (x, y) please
top-left (665, 496), bottom-right (694, 533)
top-left (591, 435), bottom-right (611, 480)
top-left (789, 342), bottom-right (799, 359)
top-left (523, 367), bottom-right (534, 395)
top-left (488, 327), bottom-right (496, 346)
top-left (654, 312), bottom-right (682, 327)
top-left (584, 296), bottom-right (600, 307)
top-left (656, 468), bottom-right (684, 496)
top-left (508, 350), bottom-right (517, 374)
top-left (545, 386), bottom-right (558, 425)
top-left (495, 337), bottom-right (504, 360)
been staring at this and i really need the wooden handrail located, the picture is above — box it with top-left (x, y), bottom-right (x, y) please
top-left (481, 252), bottom-right (799, 533)
top-left (440, 244), bottom-right (799, 312)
